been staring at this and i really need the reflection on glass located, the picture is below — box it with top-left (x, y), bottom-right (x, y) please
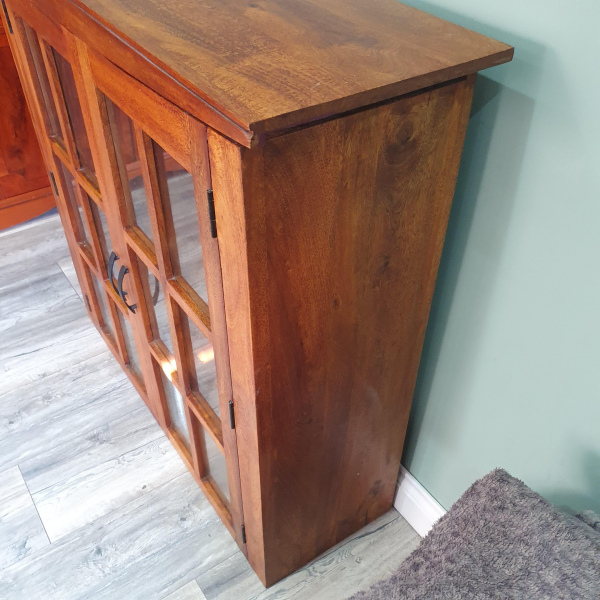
top-left (51, 49), bottom-right (96, 184)
top-left (182, 311), bottom-right (219, 416)
top-left (59, 162), bottom-right (89, 243)
top-left (160, 368), bottom-right (190, 449)
top-left (20, 21), bottom-right (63, 142)
top-left (105, 99), bottom-right (154, 242)
top-left (90, 272), bottom-right (112, 336)
top-left (204, 432), bottom-right (230, 502)
top-left (117, 309), bottom-right (143, 381)
top-left (154, 142), bottom-right (208, 306)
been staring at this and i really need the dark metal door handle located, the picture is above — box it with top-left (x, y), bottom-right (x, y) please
top-left (108, 251), bottom-right (119, 295)
top-left (117, 265), bottom-right (137, 313)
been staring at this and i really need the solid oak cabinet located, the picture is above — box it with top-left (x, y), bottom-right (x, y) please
top-left (1, 0), bottom-right (512, 587)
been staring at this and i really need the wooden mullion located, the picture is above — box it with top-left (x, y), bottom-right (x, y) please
top-left (123, 227), bottom-right (160, 278)
top-left (38, 37), bottom-right (78, 168)
top-left (188, 392), bottom-right (224, 452)
top-left (104, 280), bottom-right (129, 316)
top-left (168, 278), bottom-right (212, 338)
top-left (75, 169), bottom-right (101, 204)
top-left (76, 242), bottom-right (98, 275)
top-left (50, 137), bottom-right (70, 166)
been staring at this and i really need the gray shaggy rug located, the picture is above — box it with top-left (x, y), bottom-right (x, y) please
top-left (350, 469), bottom-right (600, 599)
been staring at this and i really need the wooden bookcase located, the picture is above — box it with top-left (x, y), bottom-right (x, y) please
top-left (1, 0), bottom-right (512, 586)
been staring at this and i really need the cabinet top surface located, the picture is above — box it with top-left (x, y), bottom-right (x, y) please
top-left (71, 0), bottom-right (512, 135)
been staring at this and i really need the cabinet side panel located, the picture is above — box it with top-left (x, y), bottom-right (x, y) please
top-left (250, 77), bottom-right (475, 584)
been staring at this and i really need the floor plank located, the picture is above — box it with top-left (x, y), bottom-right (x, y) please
top-left (0, 473), bottom-right (238, 600)
top-left (0, 351), bottom-right (144, 472)
top-left (0, 467), bottom-right (49, 571)
top-left (20, 404), bottom-right (162, 495)
top-left (163, 580), bottom-right (207, 600)
top-left (32, 436), bottom-right (188, 542)
top-left (198, 510), bottom-right (420, 600)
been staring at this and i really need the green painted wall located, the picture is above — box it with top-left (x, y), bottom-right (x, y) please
top-left (401, 0), bottom-right (600, 514)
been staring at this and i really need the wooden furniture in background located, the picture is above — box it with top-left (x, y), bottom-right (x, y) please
top-left (0, 18), bottom-right (52, 230)
top-left (1, 0), bottom-right (512, 586)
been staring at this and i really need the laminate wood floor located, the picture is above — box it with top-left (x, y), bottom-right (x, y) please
top-left (0, 213), bottom-right (421, 599)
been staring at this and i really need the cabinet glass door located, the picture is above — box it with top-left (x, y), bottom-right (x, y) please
top-left (78, 48), bottom-right (244, 541)
top-left (9, 11), bottom-right (245, 548)
top-left (12, 18), bottom-right (149, 401)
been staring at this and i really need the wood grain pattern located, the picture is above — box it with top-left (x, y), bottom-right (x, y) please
top-left (211, 76), bottom-right (474, 584)
top-left (32, 436), bottom-right (188, 541)
top-left (0, 17), bottom-right (52, 228)
top-left (68, 0), bottom-right (510, 137)
top-left (19, 404), bottom-right (162, 494)
top-left (1, 474), bottom-right (238, 600)
top-left (7, 0), bottom-right (511, 145)
top-left (0, 467), bottom-right (49, 571)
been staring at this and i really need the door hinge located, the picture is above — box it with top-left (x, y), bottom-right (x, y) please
top-left (1, 0), bottom-right (13, 34)
top-left (207, 189), bottom-right (217, 238)
top-left (49, 171), bottom-right (59, 196)
top-left (228, 399), bottom-right (235, 429)
top-left (83, 293), bottom-right (92, 312)
top-left (241, 524), bottom-right (247, 544)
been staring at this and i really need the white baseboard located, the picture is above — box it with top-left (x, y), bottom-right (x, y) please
top-left (394, 466), bottom-right (446, 537)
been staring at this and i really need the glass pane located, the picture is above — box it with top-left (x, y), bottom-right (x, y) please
top-left (183, 312), bottom-right (219, 416)
top-left (117, 308), bottom-right (143, 381)
top-left (204, 432), bottom-right (230, 502)
top-left (90, 272), bottom-right (112, 336)
top-left (19, 21), bottom-right (63, 143)
top-left (51, 48), bottom-right (96, 184)
top-left (58, 162), bottom-right (88, 244)
top-left (136, 258), bottom-right (174, 356)
top-left (105, 99), bottom-right (154, 242)
top-left (160, 368), bottom-right (190, 449)
top-left (90, 201), bottom-right (114, 264)
top-left (154, 143), bottom-right (208, 306)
